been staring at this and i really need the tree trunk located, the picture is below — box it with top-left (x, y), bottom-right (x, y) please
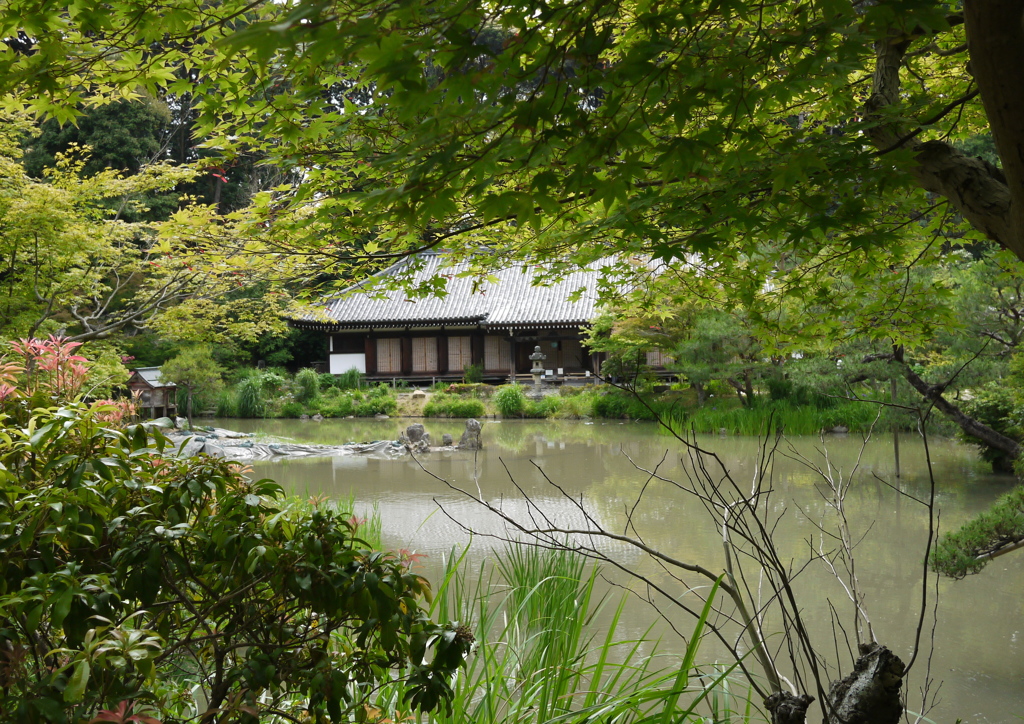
top-left (858, 351), bottom-right (1023, 463)
top-left (693, 381), bottom-right (706, 406)
top-left (865, 4), bottom-right (1024, 260)
top-left (964, 0), bottom-right (1024, 257)
top-left (896, 359), bottom-right (1022, 461)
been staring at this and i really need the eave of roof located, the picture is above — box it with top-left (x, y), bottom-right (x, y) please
top-left (288, 253), bottom-right (606, 330)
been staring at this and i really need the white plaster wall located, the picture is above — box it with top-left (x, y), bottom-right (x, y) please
top-left (330, 353), bottom-right (366, 374)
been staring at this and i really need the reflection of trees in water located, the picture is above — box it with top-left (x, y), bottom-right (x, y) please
top-left (490, 421), bottom-right (531, 452)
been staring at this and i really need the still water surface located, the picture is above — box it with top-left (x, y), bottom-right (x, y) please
top-left (214, 417), bottom-right (1023, 723)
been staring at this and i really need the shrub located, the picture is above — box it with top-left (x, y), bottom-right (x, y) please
top-left (592, 393), bottom-right (632, 419)
top-left (591, 392), bottom-right (661, 420)
top-left (0, 344), bottom-right (469, 723)
top-left (354, 387), bottom-right (397, 416)
top-left (555, 390), bottom-right (597, 418)
top-left (216, 387), bottom-right (238, 417)
top-left (355, 397), bottom-right (398, 416)
top-left (424, 393), bottom-right (486, 418)
top-left (236, 375), bottom-right (267, 418)
top-left (463, 362), bottom-right (484, 383)
top-left (294, 367), bottom-right (321, 403)
top-left (279, 400), bottom-right (307, 418)
top-left (336, 367), bottom-right (364, 390)
top-left (321, 395), bottom-right (357, 418)
top-left (494, 384), bottom-right (527, 417)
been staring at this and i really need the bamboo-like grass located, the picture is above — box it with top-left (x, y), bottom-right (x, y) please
top-left (668, 400), bottom-right (896, 436)
top-left (358, 544), bottom-right (757, 724)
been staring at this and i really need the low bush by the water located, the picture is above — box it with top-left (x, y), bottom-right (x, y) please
top-left (236, 374), bottom-right (268, 418)
top-left (592, 391), bottom-right (663, 420)
top-left (330, 367), bottom-right (364, 390)
top-left (424, 393), bottom-right (486, 418)
top-left (219, 369), bottom-right (396, 418)
top-left (495, 384), bottom-right (527, 417)
top-left (293, 367), bottom-right (321, 403)
top-left (670, 399), bottom-right (897, 436)
top-left (463, 362), bottom-right (484, 383)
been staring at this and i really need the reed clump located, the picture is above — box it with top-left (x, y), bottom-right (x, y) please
top-left (359, 544), bottom-right (754, 724)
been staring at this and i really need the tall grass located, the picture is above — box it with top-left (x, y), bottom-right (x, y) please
top-left (669, 399), bottom-right (897, 436)
top-left (350, 544), bottom-right (754, 724)
top-left (294, 367), bottom-right (321, 403)
top-left (236, 375), bottom-right (267, 418)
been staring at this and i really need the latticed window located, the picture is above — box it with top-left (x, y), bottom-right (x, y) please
top-left (484, 336), bottom-right (512, 371)
top-left (411, 337), bottom-right (438, 372)
top-left (448, 336), bottom-right (472, 372)
top-left (376, 338), bottom-right (402, 374)
top-left (645, 348), bottom-right (673, 367)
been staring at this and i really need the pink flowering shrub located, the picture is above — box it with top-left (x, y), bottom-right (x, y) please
top-left (0, 336), bottom-right (136, 423)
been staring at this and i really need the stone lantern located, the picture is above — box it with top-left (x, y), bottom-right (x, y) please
top-left (529, 345), bottom-right (547, 387)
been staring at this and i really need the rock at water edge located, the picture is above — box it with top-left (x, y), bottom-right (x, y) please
top-left (406, 424), bottom-right (426, 443)
top-left (458, 419), bottom-right (483, 450)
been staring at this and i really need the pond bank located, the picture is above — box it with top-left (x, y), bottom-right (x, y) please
top-left (167, 419), bottom-right (485, 460)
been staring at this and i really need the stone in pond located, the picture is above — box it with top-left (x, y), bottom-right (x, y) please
top-left (406, 423), bottom-right (426, 442)
top-left (458, 419), bottom-right (483, 450)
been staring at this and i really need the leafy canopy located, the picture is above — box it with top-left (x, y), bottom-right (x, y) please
top-left (0, 0), bottom-right (1009, 325)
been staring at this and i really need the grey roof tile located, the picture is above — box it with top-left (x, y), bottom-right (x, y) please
top-left (291, 253), bottom-right (608, 330)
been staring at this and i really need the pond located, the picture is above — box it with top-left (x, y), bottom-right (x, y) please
top-left (213, 417), bottom-right (1023, 723)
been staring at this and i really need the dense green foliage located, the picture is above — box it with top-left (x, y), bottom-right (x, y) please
top-left (494, 384), bottom-right (527, 417)
top-left (932, 487), bottom-right (1024, 579)
top-left (0, 343), bottom-right (469, 723)
top-left (462, 363), bottom-right (484, 384)
top-left (328, 367), bottom-right (365, 391)
top-left (423, 394), bottom-right (486, 419)
top-left (294, 367), bottom-right (322, 403)
top-left (160, 346), bottom-right (224, 424)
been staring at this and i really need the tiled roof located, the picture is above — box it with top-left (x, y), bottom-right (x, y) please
top-left (290, 253), bottom-right (608, 330)
top-left (129, 367), bottom-right (175, 388)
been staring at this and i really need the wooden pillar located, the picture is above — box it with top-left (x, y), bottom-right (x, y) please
top-left (438, 335), bottom-right (449, 374)
top-left (364, 336), bottom-right (377, 376)
top-left (509, 335), bottom-right (516, 381)
top-left (401, 335), bottom-right (413, 376)
top-left (471, 333), bottom-right (484, 368)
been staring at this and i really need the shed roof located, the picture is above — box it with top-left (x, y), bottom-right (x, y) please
top-left (290, 253), bottom-right (613, 331)
top-left (129, 367), bottom-right (175, 388)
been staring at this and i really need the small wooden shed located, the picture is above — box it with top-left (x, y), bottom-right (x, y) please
top-left (127, 367), bottom-right (177, 419)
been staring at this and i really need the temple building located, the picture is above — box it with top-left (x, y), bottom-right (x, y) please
top-left (288, 253), bottom-right (611, 383)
